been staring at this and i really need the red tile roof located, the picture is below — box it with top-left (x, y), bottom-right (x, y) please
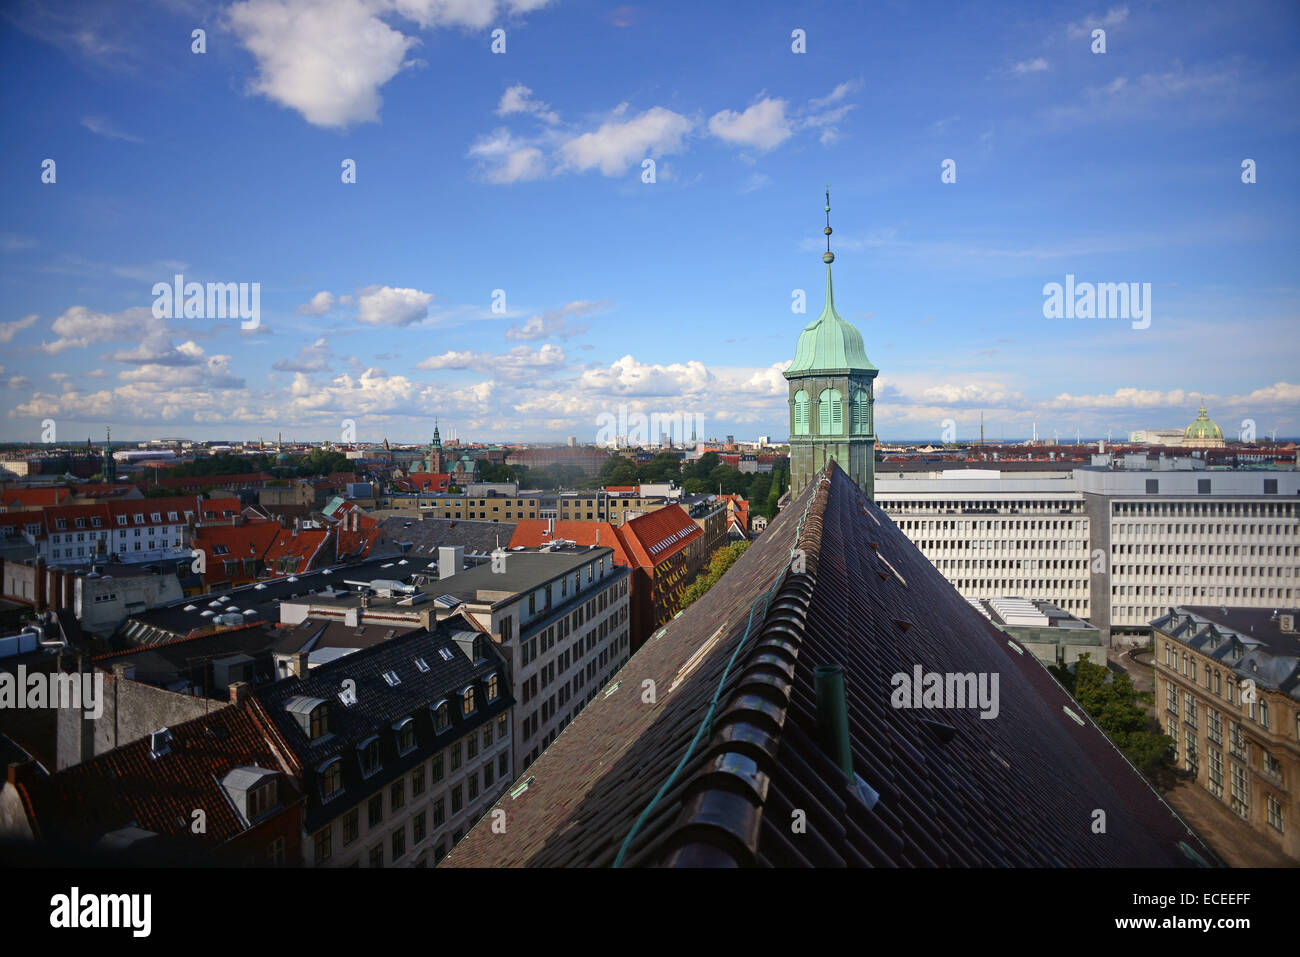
top-left (26, 699), bottom-right (301, 848)
top-left (404, 472), bottom-right (451, 492)
top-left (509, 520), bottom-right (631, 566)
top-left (618, 505), bottom-right (702, 569)
top-left (190, 521), bottom-right (281, 585)
top-left (1, 487), bottom-right (71, 509)
top-left (264, 527), bottom-right (332, 572)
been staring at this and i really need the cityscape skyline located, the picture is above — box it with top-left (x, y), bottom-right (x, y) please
top-left (1, 0), bottom-right (1297, 443)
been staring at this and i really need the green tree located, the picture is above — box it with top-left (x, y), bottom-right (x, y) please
top-left (680, 541), bottom-right (750, 609)
top-left (1050, 654), bottom-right (1179, 788)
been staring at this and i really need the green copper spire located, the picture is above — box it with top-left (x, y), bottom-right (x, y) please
top-left (785, 188), bottom-right (876, 377)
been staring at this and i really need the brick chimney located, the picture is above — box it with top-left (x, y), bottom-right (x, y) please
top-left (229, 681), bottom-right (250, 704)
top-left (292, 652), bottom-right (310, 677)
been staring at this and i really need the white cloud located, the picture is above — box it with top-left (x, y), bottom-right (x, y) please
top-left (273, 337), bottom-right (334, 372)
top-left (0, 313), bottom-right (39, 344)
top-left (416, 344), bottom-right (565, 372)
top-left (1012, 57), bottom-right (1048, 75)
top-left (81, 115), bottom-right (143, 143)
top-left (497, 84), bottom-right (559, 123)
top-left (559, 106), bottom-right (693, 176)
top-left (1068, 6), bottom-right (1129, 39)
top-left (296, 290), bottom-right (336, 315)
top-left (227, 0), bottom-right (417, 128)
top-left (579, 354), bottom-right (713, 397)
top-left (708, 97), bottom-right (791, 151)
top-left (356, 285), bottom-right (434, 326)
top-left (390, 0), bottom-right (552, 30)
top-left (105, 338), bottom-right (207, 367)
top-left (41, 306), bottom-right (156, 354)
top-left (809, 80), bottom-right (862, 109)
top-left (504, 300), bottom-right (605, 340)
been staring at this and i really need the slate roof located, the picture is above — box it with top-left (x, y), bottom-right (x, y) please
top-left (1153, 605), bottom-right (1300, 700)
top-left (25, 700), bottom-right (300, 849)
top-left (445, 461), bottom-right (1215, 868)
top-left (379, 516), bottom-right (517, 557)
top-left (255, 613), bottom-right (513, 833)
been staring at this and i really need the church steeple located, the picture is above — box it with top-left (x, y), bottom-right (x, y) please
top-left (784, 188), bottom-right (879, 501)
top-left (102, 426), bottom-right (117, 483)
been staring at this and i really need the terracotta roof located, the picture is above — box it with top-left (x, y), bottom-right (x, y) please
top-left (264, 527), bottom-right (332, 571)
top-left (191, 521), bottom-right (281, 585)
top-left (509, 520), bottom-right (631, 566)
top-left (405, 472), bottom-right (451, 491)
top-left (445, 461), bottom-right (1216, 868)
top-left (617, 505), bottom-right (702, 569)
top-left (2, 488), bottom-right (71, 508)
top-left (26, 700), bottom-right (301, 849)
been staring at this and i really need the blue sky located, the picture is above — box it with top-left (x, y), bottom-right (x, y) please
top-left (1, 0), bottom-right (1297, 445)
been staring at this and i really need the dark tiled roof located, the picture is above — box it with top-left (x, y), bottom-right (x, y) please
top-left (380, 516), bottom-right (517, 557)
top-left (255, 614), bottom-right (513, 833)
top-left (26, 701), bottom-right (300, 848)
top-left (446, 462), bottom-right (1215, 868)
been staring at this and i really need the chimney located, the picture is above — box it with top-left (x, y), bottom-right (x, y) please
top-left (290, 651), bottom-right (311, 678)
top-left (292, 517), bottom-right (300, 537)
top-left (229, 681), bottom-right (250, 704)
top-left (438, 545), bottom-right (464, 580)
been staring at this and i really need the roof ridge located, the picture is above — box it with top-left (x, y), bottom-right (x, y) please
top-left (652, 465), bottom-right (834, 865)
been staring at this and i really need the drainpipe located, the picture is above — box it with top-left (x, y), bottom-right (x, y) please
top-left (815, 663), bottom-right (853, 778)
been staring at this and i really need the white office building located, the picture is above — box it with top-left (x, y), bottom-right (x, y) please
top-left (876, 466), bottom-right (1300, 645)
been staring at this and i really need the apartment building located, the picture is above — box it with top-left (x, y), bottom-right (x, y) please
top-left (256, 616), bottom-right (513, 868)
top-left (0, 495), bottom-right (227, 567)
top-left (414, 489), bottom-right (674, 524)
top-left (876, 466), bottom-right (1300, 643)
top-left (1151, 605), bottom-right (1300, 860)
top-left (429, 546), bottom-right (631, 771)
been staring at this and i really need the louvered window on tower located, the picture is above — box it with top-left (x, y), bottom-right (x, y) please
top-left (794, 390), bottom-right (810, 435)
top-left (819, 388), bottom-right (843, 434)
top-left (852, 389), bottom-right (869, 433)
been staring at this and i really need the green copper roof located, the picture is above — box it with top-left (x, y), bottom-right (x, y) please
top-left (785, 265), bottom-right (876, 377)
top-left (1184, 405), bottom-right (1223, 441)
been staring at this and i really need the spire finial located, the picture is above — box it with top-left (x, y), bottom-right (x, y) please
top-left (822, 185), bottom-right (834, 264)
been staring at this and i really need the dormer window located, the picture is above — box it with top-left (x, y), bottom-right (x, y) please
top-left (432, 699), bottom-right (450, 733)
top-left (320, 758), bottom-right (343, 800)
top-left (358, 736), bottom-right (382, 777)
top-left (116, 515), bottom-right (127, 526)
top-left (486, 674), bottom-right (499, 703)
top-left (462, 686), bottom-right (476, 717)
top-left (221, 766), bottom-right (281, 824)
top-left (382, 670), bottom-right (401, 687)
top-left (414, 657), bottom-right (430, 673)
top-left (394, 717), bottom-right (416, 755)
top-left (249, 779), bottom-right (277, 819)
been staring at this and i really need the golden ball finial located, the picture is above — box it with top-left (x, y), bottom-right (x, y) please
top-left (823, 251), bottom-right (835, 264)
